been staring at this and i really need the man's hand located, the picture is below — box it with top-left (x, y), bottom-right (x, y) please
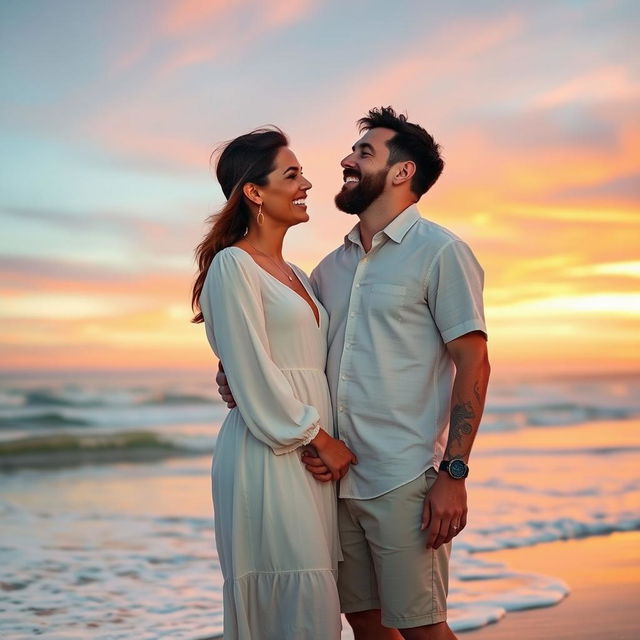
top-left (421, 473), bottom-right (468, 549)
top-left (216, 361), bottom-right (236, 408)
top-left (301, 446), bottom-right (333, 482)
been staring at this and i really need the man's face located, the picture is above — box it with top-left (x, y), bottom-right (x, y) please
top-left (335, 128), bottom-right (395, 215)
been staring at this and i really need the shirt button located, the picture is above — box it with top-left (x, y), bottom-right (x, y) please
top-left (341, 375), bottom-right (347, 380)
top-left (350, 312), bottom-right (355, 318)
top-left (356, 284), bottom-right (360, 288)
top-left (339, 406), bottom-right (344, 412)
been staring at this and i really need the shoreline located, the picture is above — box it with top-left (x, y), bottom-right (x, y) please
top-left (0, 445), bottom-right (204, 471)
top-left (198, 531), bottom-right (640, 639)
top-left (460, 530), bottom-right (640, 638)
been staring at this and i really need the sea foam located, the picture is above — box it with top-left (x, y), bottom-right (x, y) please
top-left (0, 372), bottom-right (639, 638)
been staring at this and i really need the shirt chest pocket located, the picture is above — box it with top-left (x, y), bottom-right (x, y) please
top-left (365, 283), bottom-right (407, 316)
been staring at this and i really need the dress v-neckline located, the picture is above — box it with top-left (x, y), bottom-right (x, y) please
top-left (229, 246), bottom-right (321, 330)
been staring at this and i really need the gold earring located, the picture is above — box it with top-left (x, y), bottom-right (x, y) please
top-left (257, 203), bottom-right (264, 225)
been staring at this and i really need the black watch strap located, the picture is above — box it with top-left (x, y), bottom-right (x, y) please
top-left (439, 458), bottom-right (469, 479)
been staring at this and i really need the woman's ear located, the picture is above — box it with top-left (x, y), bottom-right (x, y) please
top-left (243, 183), bottom-right (262, 206)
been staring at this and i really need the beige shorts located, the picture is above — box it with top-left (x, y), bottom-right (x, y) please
top-left (337, 468), bottom-right (451, 629)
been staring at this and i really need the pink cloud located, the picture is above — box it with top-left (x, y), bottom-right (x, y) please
top-left (79, 92), bottom-right (213, 171)
top-left (95, 125), bottom-right (209, 170)
top-left (535, 65), bottom-right (640, 108)
top-left (160, 43), bottom-right (223, 74)
top-left (158, 0), bottom-right (315, 74)
top-left (161, 0), bottom-right (313, 35)
top-left (161, 0), bottom-right (233, 36)
top-left (111, 0), bottom-right (318, 76)
top-left (262, 0), bottom-right (313, 28)
top-left (327, 12), bottom-right (525, 121)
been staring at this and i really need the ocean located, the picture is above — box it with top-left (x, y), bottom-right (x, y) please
top-left (1, 370), bottom-right (639, 639)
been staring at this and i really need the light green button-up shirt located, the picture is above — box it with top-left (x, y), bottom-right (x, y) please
top-left (311, 205), bottom-right (487, 499)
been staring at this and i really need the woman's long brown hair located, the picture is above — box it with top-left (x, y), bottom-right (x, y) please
top-left (191, 127), bottom-right (288, 323)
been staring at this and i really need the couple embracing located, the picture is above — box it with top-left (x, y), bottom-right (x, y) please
top-left (191, 106), bottom-right (490, 640)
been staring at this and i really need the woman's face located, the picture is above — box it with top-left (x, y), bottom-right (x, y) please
top-left (258, 147), bottom-right (312, 227)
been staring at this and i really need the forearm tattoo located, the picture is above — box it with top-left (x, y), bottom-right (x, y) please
top-left (473, 381), bottom-right (481, 406)
top-left (445, 383), bottom-right (480, 459)
top-left (449, 402), bottom-right (474, 447)
top-left (445, 402), bottom-right (476, 458)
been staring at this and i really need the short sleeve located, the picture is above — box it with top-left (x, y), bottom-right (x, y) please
top-left (200, 249), bottom-right (320, 454)
top-left (425, 240), bottom-right (487, 344)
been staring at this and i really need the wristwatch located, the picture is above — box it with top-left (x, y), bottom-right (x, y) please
top-left (439, 458), bottom-right (469, 479)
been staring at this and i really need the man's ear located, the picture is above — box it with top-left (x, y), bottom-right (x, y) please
top-left (392, 161), bottom-right (416, 186)
top-left (243, 183), bottom-right (262, 206)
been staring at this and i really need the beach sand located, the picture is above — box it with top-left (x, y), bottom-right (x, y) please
top-left (203, 531), bottom-right (640, 639)
top-left (460, 531), bottom-right (640, 639)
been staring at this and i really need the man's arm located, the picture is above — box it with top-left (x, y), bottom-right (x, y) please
top-left (422, 331), bottom-right (490, 549)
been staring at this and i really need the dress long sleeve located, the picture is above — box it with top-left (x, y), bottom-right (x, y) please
top-left (201, 248), bottom-right (321, 455)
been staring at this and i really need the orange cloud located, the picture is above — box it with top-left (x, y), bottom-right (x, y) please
top-left (5, 3), bottom-right (639, 376)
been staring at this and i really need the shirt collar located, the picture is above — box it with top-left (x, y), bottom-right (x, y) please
top-left (383, 205), bottom-right (421, 243)
top-left (344, 223), bottom-right (362, 248)
top-left (343, 204), bottom-right (421, 248)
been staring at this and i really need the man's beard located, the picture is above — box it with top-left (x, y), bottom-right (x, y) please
top-left (334, 167), bottom-right (388, 215)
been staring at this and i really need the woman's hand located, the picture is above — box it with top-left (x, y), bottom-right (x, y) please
top-left (306, 429), bottom-right (357, 482)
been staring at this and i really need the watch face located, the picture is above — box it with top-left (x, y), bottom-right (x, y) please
top-left (449, 459), bottom-right (467, 479)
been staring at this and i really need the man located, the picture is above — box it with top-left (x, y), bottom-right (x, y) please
top-left (218, 107), bottom-right (490, 640)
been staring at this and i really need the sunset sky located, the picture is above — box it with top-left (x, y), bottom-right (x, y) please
top-left (1, 0), bottom-right (638, 376)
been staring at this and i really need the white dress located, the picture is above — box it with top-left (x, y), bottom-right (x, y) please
top-left (201, 246), bottom-right (341, 640)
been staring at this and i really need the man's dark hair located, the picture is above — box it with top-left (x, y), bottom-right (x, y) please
top-left (357, 106), bottom-right (444, 197)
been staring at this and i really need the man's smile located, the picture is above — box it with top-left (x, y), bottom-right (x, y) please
top-left (342, 169), bottom-right (361, 187)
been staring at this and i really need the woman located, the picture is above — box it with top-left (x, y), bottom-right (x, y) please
top-left (191, 128), bottom-right (356, 640)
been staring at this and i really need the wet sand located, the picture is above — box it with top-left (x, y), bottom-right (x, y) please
top-left (460, 531), bottom-right (640, 639)
top-left (203, 532), bottom-right (640, 639)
